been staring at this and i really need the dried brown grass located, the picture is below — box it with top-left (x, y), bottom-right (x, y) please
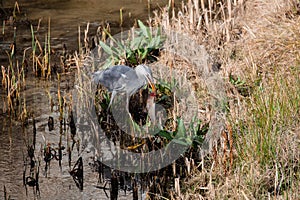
top-left (152, 0), bottom-right (300, 199)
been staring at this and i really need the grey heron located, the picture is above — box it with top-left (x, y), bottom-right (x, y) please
top-left (92, 64), bottom-right (156, 121)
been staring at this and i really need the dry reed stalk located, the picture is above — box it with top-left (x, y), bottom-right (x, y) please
top-left (185, 157), bottom-right (191, 175)
top-left (57, 73), bottom-right (63, 120)
top-left (78, 26), bottom-right (81, 55)
top-left (227, 0), bottom-right (232, 20)
top-left (46, 17), bottom-right (51, 79)
top-left (174, 177), bottom-right (181, 196)
top-left (119, 8), bottom-right (123, 27)
top-left (1, 66), bottom-right (6, 88)
top-left (84, 23), bottom-right (90, 54)
top-left (193, 0), bottom-right (200, 18)
top-left (6, 75), bottom-right (12, 112)
top-left (200, 0), bottom-right (205, 11)
top-left (19, 95), bottom-right (27, 122)
top-left (221, 130), bottom-right (228, 176)
top-left (207, 0), bottom-right (212, 25)
top-left (227, 124), bottom-right (233, 171)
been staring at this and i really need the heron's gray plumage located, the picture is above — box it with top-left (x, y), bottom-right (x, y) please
top-left (92, 64), bottom-right (154, 112)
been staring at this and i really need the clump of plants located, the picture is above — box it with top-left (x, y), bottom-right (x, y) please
top-left (30, 19), bottom-right (52, 78)
top-left (0, 3), bottom-right (28, 120)
top-left (99, 20), bottom-right (165, 68)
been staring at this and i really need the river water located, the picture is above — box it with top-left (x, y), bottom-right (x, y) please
top-left (0, 0), bottom-right (181, 199)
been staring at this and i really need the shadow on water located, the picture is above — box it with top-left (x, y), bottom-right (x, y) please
top-left (0, 0), bottom-right (192, 199)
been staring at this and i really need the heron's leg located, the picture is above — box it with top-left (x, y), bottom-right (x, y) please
top-left (126, 95), bottom-right (130, 113)
top-left (126, 95), bottom-right (134, 123)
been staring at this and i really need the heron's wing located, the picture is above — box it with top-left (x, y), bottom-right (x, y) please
top-left (110, 65), bottom-right (132, 74)
top-left (98, 65), bottom-right (138, 92)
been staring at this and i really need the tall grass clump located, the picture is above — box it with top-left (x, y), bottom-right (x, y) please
top-left (30, 18), bottom-right (52, 78)
top-left (234, 66), bottom-right (300, 198)
top-left (1, 8), bottom-right (54, 122)
top-left (243, 68), bottom-right (300, 165)
top-left (1, 19), bottom-right (27, 120)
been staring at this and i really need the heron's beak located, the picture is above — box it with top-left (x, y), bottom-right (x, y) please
top-left (145, 75), bottom-right (156, 93)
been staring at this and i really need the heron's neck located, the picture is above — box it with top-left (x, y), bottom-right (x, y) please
top-left (136, 74), bottom-right (147, 85)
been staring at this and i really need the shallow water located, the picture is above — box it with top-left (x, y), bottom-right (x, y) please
top-left (2, 0), bottom-right (173, 50)
top-left (0, 76), bottom-right (107, 199)
top-left (0, 0), bottom-right (182, 199)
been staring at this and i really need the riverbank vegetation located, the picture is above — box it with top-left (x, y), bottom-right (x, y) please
top-left (154, 0), bottom-right (300, 199)
top-left (1, 0), bottom-right (299, 199)
top-left (71, 0), bottom-right (300, 198)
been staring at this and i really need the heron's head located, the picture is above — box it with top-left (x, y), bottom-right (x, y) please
top-left (135, 64), bottom-right (155, 92)
top-left (91, 71), bottom-right (103, 84)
